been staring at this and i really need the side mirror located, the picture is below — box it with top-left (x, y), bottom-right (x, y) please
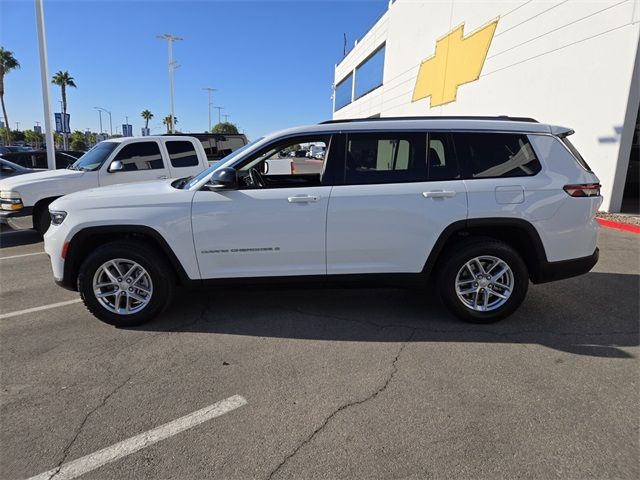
top-left (108, 160), bottom-right (124, 172)
top-left (207, 167), bottom-right (237, 189)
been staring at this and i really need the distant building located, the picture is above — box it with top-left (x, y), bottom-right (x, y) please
top-left (333, 0), bottom-right (639, 212)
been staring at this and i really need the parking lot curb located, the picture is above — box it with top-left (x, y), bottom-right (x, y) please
top-left (597, 218), bottom-right (640, 234)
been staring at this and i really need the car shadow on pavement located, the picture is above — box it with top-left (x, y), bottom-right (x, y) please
top-left (0, 228), bottom-right (41, 248)
top-left (133, 271), bottom-right (639, 359)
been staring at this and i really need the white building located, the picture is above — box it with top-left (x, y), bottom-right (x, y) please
top-left (333, 0), bottom-right (640, 212)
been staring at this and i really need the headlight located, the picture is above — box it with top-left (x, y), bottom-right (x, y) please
top-left (0, 191), bottom-right (23, 211)
top-left (49, 210), bottom-right (67, 226)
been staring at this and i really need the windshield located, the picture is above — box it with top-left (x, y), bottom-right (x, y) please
top-left (184, 137), bottom-right (264, 190)
top-left (69, 142), bottom-right (118, 171)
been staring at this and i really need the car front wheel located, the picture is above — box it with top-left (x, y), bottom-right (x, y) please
top-left (437, 238), bottom-right (529, 323)
top-left (77, 241), bottom-right (174, 327)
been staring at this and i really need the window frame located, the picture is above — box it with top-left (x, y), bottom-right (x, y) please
top-left (111, 140), bottom-right (165, 172)
top-left (354, 43), bottom-right (385, 100)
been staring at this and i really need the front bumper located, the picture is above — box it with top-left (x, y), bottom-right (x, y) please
top-left (0, 207), bottom-right (33, 230)
top-left (534, 248), bottom-right (599, 284)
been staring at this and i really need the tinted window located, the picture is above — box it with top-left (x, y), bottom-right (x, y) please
top-left (345, 133), bottom-right (426, 184)
top-left (166, 141), bottom-right (199, 168)
top-left (334, 73), bottom-right (353, 111)
top-left (427, 132), bottom-right (459, 180)
top-left (453, 132), bottom-right (541, 178)
top-left (355, 44), bottom-right (385, 99)
top-left (114, 142), bottom-right (163, 171)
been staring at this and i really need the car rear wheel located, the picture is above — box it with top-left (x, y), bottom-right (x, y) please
top-left (437, 238), bottom-right (528, 323)
top-left (77, 241), bottom-right (174, 327)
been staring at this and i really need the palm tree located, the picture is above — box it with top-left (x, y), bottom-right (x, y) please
top-left (51, 70), bottom-right (76, 148)
top-left (163, 115), bottom-right (177, 134)
top-left (141, 110), bottom-right (153, 130)
top-left (0, 48), bottom-right (20, 144)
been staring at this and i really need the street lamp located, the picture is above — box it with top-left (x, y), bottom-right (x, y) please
top-left (157, 33), bottom-right (183, 134)
top-left (202, 87), bottom-right (216, 132)
top-left (94, 107), bottom-right (112, 136)
top-left (214, 106), bottom-right (224, 124)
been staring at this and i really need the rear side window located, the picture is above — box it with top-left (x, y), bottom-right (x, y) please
top-left (345, 133), bottom-right (425, 184)
top-left (166, 141), bottom-right (199, 168)
top-left (114, 142), bottom-right (163, 171)
top-left (453, 132), bottom-right (541, 178)
top-left (561, 137), bottom-right (593, 172)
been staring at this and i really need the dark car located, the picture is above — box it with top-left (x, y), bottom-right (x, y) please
top-left (163, 133), bottom-right (248, 162)
top-left (0, 150), bottom-right (81, 169)
top-left (0, 157), bottom-right (43, 179)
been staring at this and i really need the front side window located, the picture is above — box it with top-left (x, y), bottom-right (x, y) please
top-left (453, 132), bottom-right (541, 178)
top-left (427, 132), bottom-right (459, 180)
top-left (354, 44), bottom-right (385, 99)
top-left (166, 141), bottom-right (199, 168)
top-left (345, 133), bottom-right (426, 184)
top-left (70, 142), bottom-right (118, 171)
top-left (334, 73), bottom-right (353, 111)
top-left (113, 142), bottom-right (163, 171)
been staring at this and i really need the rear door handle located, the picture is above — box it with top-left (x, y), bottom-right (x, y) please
top-left (158, 175), bottom-right (169, 180)
top-left (287, 195), bottom-right (319, 203)
top-left (422, 190), bottom-right (456, 198)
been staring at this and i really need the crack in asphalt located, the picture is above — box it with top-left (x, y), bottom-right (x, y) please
top-left (266, 328), bottom-right (416, 480)
top-left (47, 299), bottom-right (212, 480)
top-left (46, 370), bottom-right (142, 480)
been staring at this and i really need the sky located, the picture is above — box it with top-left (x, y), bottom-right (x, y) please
top-left (1, 0), bottom-right (388, 140)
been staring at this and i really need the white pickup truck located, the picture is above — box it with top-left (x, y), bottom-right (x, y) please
top-left (0, 136), bottom-right (211, 234)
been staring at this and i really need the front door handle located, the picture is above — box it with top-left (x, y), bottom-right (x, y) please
top-left (158, 175), bottom-right (169, 180)
top-left (422, 190), bottom-right (456, 198)
top-left (287, 195), bottom-right (319, 203)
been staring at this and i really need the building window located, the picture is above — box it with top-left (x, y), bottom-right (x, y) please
top-left (354, 44), bottom-right (385, 100)
top-left (334, 73), bottom-right (353, 111)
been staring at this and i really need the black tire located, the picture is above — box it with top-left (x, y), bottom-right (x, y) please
top-left (34, 207), bottom-right (50, 236)
top-left (436, 238), bottom-right (529, 323)
top-left (77, 240), bottom-right (174, 327)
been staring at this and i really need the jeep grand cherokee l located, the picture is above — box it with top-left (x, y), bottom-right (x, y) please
top-left (43, 117), bottom-right (601, 326)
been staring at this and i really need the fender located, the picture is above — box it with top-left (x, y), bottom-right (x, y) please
top-left (60, 224), bottom-right (193, 291)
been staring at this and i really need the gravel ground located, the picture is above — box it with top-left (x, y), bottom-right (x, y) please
top-left (597, 212), bottom-right (640, 226)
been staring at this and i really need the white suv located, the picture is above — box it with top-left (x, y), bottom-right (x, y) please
top-left (44, 117), bottom-right (602, 326)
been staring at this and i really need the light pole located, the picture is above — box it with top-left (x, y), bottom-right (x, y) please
top-left (214, 106), bottom-right (224, 124)
top-left (202, 87), bottom-right (216, 132)
top-left (95, 107), bottom-right (112, 136)
top-left (94, 107), bottom-right (103, 134)
top-left (223, 114), bottom-right (230, 123)
top-left (35, 0), bottom-right (55, 169)
top-left (157, 33), bottom-right (183, 134)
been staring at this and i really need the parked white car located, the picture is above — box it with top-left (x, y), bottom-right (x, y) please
top-left (0, 136), bottom-right (210, 234)
top-left (43, 117), bottom-right (601, 326)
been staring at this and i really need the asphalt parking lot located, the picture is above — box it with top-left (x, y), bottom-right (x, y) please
top-left (0, 226), bottom-right (638, 480)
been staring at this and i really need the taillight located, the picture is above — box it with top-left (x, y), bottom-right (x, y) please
top-left (563, 183), bottom-right (601, 197)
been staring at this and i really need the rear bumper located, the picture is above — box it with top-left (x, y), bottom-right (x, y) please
top-left (533, 248), bottom-right (599, 284)
top-left (0, 207), bottom-right (33, 230)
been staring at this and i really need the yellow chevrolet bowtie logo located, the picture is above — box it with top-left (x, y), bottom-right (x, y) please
top-left (412, 20), bottom-right (498, 107)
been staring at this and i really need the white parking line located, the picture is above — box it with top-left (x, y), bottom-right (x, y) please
top-left (27, 395), bottom-right (248, 480)
top-left (0, 299), bottom-right (82, 320)
top-left (0, 251), bottom-right (45, 260)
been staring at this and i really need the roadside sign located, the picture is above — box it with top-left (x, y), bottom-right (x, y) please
top-left (141, 127), bottom-right (150, 136)
top-left (122, 124), bottom-right (133, 137)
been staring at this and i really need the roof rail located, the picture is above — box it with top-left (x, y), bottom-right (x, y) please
top-left (319, 116), bottom-right (539, 124)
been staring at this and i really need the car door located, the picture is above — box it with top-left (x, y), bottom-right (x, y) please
top-left (191, 135), bottom-right (335, 279)
top-left (326, 131), bottom-right (468, 275)
top-left (99, 141), bottom-right (170, 186)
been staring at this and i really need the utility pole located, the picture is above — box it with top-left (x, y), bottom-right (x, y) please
top-left (202, 87), bottom-right (216, 132)
top-left (94, 107), bottom-right (103, 133)
top-left (35, 0), bottom-right (55, 169)
top-left (15, 122), bottom-right (20, 131)
top-left (214, 106), bottom-right (224, 124)
top-left (157, 34), bottom-right (183, 134)
top-left (223, 114), bottom-right (230, 123)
